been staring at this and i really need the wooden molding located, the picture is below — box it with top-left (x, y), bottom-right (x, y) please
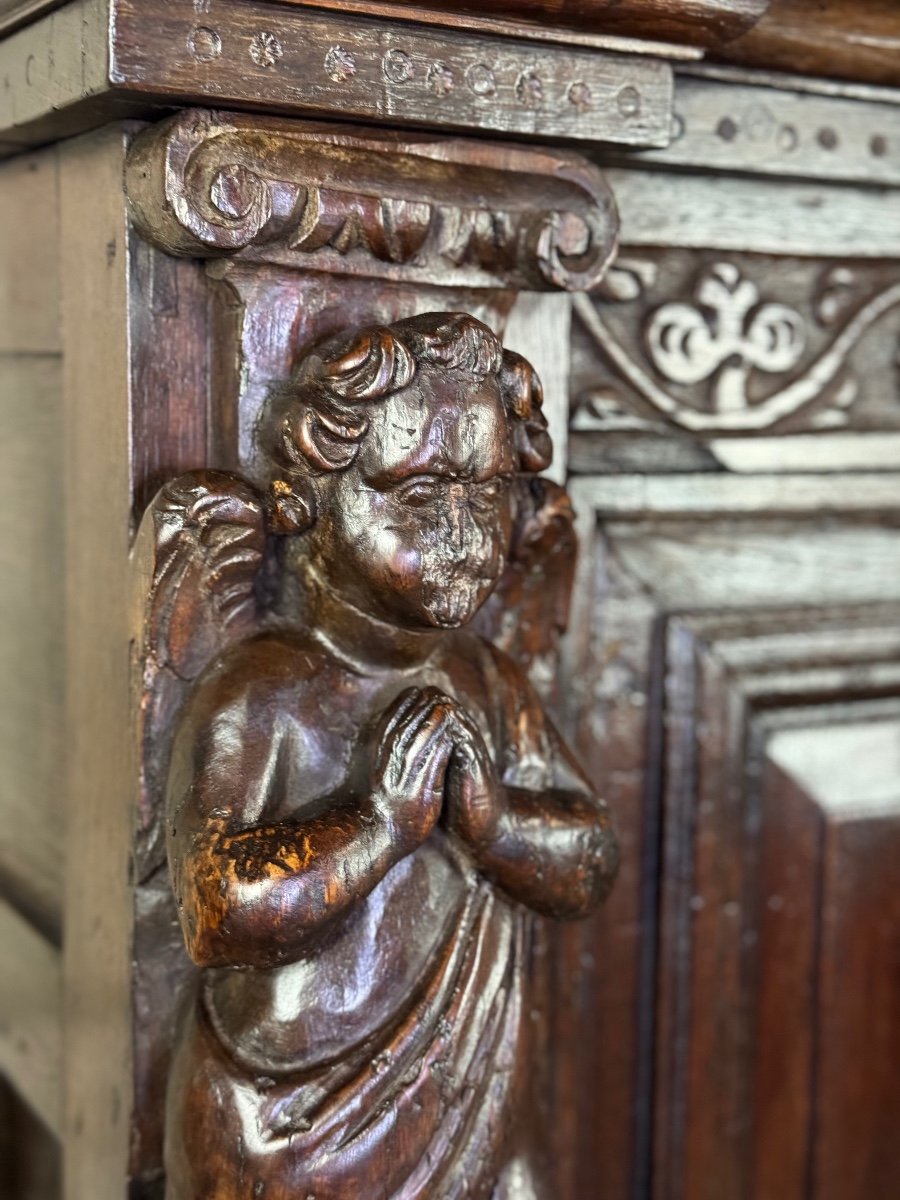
top-left (0, 0), bottom-right (770, 52)
top-left (720, 0), bottom-right (900, 88)
top-left (126, 109), bottom-right (620, 291)
top-left (306, 0), bottom-right (772, 47)
top-left (0, 0), bottom-right (675, 155)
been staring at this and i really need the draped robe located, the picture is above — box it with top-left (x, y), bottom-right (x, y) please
top-left (164, 632), bottom-right (558, 1199)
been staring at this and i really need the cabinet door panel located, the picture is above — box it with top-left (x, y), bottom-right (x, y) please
top-left (560, 472), bottom-right (900, 1199)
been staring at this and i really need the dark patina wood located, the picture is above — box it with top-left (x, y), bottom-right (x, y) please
top-left (720, 0), bottom-right (900, 87)
top-left (139, 314), bottom-right (618, 1199)
top-left (3, 2), bottom-right (900, 1198)
top-left (120, 112), bottom-right (624, 1199)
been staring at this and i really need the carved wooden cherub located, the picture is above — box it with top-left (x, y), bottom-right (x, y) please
top-left (159, 313), bottom-right (618, 1199)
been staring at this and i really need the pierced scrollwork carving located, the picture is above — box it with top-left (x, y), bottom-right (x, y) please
top-left (126, 108), bottom-right (620, 291)
top-left (574, 256), bottom-right (900, 434)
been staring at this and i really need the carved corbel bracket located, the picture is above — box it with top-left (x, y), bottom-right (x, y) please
top-left (125, 108), bottom-right (619, 292)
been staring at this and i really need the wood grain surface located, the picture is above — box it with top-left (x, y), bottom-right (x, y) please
top-left (0, 148), bottom-right (64, 940)
top-left (59, 124), bottom-right (135, 1200)
top-left (721, 0), bottom-right (900, 87)
top-left (281, 0), bottom-right (771, 47)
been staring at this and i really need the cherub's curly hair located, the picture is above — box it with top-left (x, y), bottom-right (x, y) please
top-left (264, 312), bottom-right (551, 533)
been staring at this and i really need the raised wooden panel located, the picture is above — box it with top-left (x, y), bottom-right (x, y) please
top-left (559, 473), bottom-right (900, 1200)
top-left (656, 609), bottom-right (900, 1200)
top-left (763, 715), bottom-right (900, 1200)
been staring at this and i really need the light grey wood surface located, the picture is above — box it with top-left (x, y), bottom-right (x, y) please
top-left (633, 76), bottom-right (900, 186)
top-left (604, 167), bottom-right (900, 257)
top-left (0, 148), bottom-right (64, 939)
top-left (0, 897), bottom-right (62, 1135)
top-left (504, 293), bottom-right (572, 485)
top-left (60, 124), bottom-right (135, 1200)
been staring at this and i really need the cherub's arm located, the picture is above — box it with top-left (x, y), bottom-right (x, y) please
top-left (168, 685), bottom-right (454, 969)
top-left (446, 653), bottom-right (619, 920)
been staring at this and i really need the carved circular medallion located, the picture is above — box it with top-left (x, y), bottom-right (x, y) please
top-left (466, 63), bottom-right (497, 98)
top-left (325, 45), bottom-right (357, 83)
top-left (427, 61), bottom-right (455, 97)
top-left (515, 70), bottom-right (544, 107)
top-left (187, 26), bottom-right (222, 63)
top-left (383, 48), bottom-right (414, 84)
top-left (249, 31), bottom-right (284, 70)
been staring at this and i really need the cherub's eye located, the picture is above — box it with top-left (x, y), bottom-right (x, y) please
top-left (394, 478), bottom-right (442, 506)
top-left (472, 476), bottom-right (511, 506)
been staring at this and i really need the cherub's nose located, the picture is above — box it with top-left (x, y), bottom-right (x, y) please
top-left (445, 484), bottom-right (474, 553)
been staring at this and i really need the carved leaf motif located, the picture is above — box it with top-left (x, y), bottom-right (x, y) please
top-left (597, 256), bottom-right (659, 302)
top-left (291, 189), bottom-right (434, 263)
top-left (574, 263), bottom-right (900, 433)
top-left (645, 262), bottom-right (806, 413)
top-left (645, 301), bottom-right (720, 387)
top-left (743, 302), bottom-right (806, 374)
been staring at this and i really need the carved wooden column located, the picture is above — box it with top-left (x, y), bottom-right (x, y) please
top-left (120, 109), bottom-right (623, 1199)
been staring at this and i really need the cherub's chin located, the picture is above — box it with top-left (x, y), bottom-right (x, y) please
top-left (421, 586), bottom-right (485, 629)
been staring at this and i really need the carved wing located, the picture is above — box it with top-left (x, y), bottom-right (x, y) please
top-left (472, 475), bottom-right (578, 703)
top-left (135, 469), bottom-right (267, 881)
top-left (130, 471), bottom-right (267, 1183)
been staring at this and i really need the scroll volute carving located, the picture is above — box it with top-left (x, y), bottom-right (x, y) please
top-left (125, 108), bottom-right (619, 293)
top-left (138, 312), bottom-right (618, 1198)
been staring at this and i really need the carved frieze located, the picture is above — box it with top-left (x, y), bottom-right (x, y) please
top-left (571, 252), bottom-right (900, 447)
top-left (126, 108), bottom-right (620, 291)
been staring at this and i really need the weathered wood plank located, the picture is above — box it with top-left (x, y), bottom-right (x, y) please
top-left (59, 123), bottom-right (135, 1200)
top-left (0, 897), bottom-right (62, 1135)
top-left (0, 0), bottom-right (676, 152)
top-left (605, 167), bottom-right (900, 257)
top-left (0, 356), bottom-right (65, 938)
top-left (0, 149), bottom-right (60, 353)
top-left (0, 144), bottom-right (64, 939)
top-left (636, 77), bottom-right (900, 187)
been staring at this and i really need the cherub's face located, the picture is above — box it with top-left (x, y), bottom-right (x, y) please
top-left (314, 366), bottom-right (517, 630)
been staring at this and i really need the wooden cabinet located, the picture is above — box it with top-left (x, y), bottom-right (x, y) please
top-left (0, 3), bottom-right (898, 1198)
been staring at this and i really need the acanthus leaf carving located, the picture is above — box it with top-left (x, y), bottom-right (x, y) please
top-left (126, 108), bottom-right (619, 291)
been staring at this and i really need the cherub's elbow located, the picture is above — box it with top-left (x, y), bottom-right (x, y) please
top-left (556, 820), bottom-right (621, 920)
top-left (179, 900), bottom-right (233, 968)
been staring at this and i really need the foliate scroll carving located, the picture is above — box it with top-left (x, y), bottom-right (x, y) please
top-left (138, 313), bottom-right (618, 1199)
top-left (572, 254), bottom-right (900, 436)
top-left (126, 109), bottom-right (619, 291)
